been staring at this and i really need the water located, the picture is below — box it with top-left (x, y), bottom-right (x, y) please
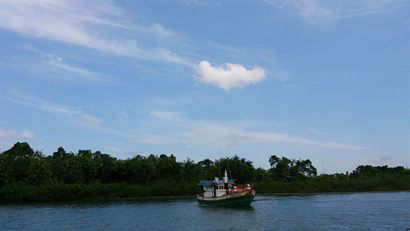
top-left (0, 192), bottom-right (409, 230)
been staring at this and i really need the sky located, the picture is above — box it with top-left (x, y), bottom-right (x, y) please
top-left (0, 0), bottom-right (408, 173)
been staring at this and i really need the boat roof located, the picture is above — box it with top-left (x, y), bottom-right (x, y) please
top-left (198, 179), bottom-right (235, 186)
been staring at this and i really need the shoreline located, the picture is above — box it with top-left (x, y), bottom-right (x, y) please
top-left (1, 190), bottom-right (409, 205)
top-left (258, 190), bottom-right (410, 196)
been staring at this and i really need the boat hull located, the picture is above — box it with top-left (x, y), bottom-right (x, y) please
top-left (197, 191), bottom-right (255, 207)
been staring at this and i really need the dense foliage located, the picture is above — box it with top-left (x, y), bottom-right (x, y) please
top-left (0, 142), bottom-right (409, 202)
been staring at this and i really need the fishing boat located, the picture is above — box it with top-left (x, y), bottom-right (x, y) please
top-left (197, 170), bottom-right (256, 207)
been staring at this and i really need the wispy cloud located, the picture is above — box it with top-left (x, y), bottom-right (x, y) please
top-left (22, 46), bottom-right (113, 83)
top-left (1, 0), bottom-right (286, 90)
top-left (0, 130), bottom-right (17, 138)
top-left (46, 56), bottom-right (107, 82)
top-left (150, 110), bottom-right (182, 121)
top-left (3, 90), bottom-right (364, 151)
top-left (3, 91), bottom-right (130, 139)
top-left (265, 0), bottom-right (405, 26)
top-left (81, 115), bottom-right (104, 125)
top-left (130, 110), bottom-right (364, 150)
top-left (20, 130), bottom-right (35, 138)
top-left (0, 129), bottom-right (35, 139)
top-left (4, 91), bottom-right (104, 128)
top-left (1, 0), bottom-right (189, 65)
top-left (195, 61), bottom-right (266, 90)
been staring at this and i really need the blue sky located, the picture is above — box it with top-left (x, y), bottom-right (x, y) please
top-left (0, 0), bottom-right (408, 173)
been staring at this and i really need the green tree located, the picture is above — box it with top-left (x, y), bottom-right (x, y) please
top-left (94, 151), bottom-right (117, 183)
top-left (77, 149), bottom-right (97, 183)
top-left (1, 142), bottom-right (35, 182)
top-left (49, 147), bottom-right (83, 183)
top-left (214, 156), bottom-right (255, 183)
top-left (27, 151), bottom-right (52, 185)
top-left (269, 155), bottom-right (317, 181)
top-left (269, 155), bottom-right (292, 180)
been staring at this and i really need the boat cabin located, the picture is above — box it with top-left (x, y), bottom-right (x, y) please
top-left (198, 170), bottom-right (235, 198)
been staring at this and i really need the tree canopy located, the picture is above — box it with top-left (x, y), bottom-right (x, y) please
top-left (0, 142), bottom-right (408, 202)
top-left (269, 155), bottom-right (317, 181)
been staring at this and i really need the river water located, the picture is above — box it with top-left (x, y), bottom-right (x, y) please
top-left (1, 192), bottom-right (409, 230)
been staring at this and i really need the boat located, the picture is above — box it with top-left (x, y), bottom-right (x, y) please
top-left (197, 170), bottom-right (256, 207)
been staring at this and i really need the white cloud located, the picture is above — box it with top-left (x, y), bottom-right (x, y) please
top-left (0, 130), bottom-right (17, 138)
top-left (20, 130), bottom-right (35, 138)
top-left (2, 0), bottom-right (285, 86)
top-left (265, 0), bottom-right (405, 26)
top-left (1, 0), bottom-right (189, 65)
top-left (196, 60), bottom-right (266, 90)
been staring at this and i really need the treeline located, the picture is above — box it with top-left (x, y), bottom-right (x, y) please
top-left (0, 142), bottom-right (409, 202)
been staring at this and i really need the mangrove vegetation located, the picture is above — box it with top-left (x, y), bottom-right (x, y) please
top-left (1, 142), bottom-right (409, 202)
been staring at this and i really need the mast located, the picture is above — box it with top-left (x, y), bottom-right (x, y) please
top-left (224, 169), bottom-right (229, 194)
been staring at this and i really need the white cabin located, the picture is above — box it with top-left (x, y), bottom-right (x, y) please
top-left (199, 170), bottom-right (235, 198)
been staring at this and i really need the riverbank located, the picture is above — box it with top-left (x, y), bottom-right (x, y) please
top-left (1, 179), bottom-right (409, 203)
top-left (2, 189), bottom-right (409, 206)
top-left (0, 182), bottom-right (198, 203)
top-left (259, 190), bottom-right (410, 197)
top-left (254, 176), bottom-right (410, 194)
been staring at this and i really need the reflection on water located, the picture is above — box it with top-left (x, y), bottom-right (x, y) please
top-left (198, 203), bottom-right (255, 211)
top-left (0, 192), bottom-right (409, 231)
